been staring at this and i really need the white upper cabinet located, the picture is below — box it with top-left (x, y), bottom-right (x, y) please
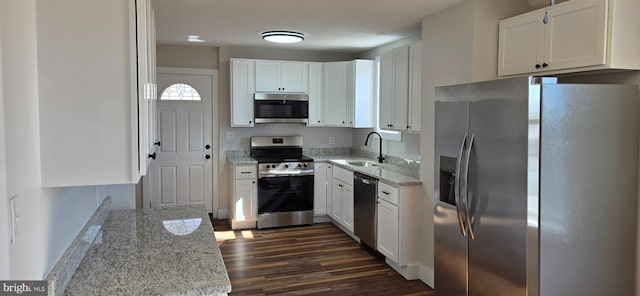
top-left (37, 0), bottom-right (156, 187)
top-left (379, 45), bottom-right (422, 132)
top-left (230, 58), bottom-right (255, 127)
top-left (322, 60), bottom-right (375, 128)
top-left (307, 62), bottom-right (323, 126)
top-left (255, 61), bottom-right (308, 93)
top-left (230, 58), bottom-right (374, 128)
top-left (499, 0), bottom-right (640, 76)
top-left (323, 62), bottom-right (349, 126)
top-left (347, 60), bottom-right (375, 128)
top-left (408, 43), bottom-right (422, 132)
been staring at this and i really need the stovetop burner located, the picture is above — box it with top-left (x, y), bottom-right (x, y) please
top-left (249, 136), bottom-right (314, 164)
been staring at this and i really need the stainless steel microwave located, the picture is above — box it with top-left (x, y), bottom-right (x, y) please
top-left (254, 93), bottom-right (309, 124)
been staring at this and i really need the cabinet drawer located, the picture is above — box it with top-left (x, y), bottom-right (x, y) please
top-left (235, 165), bottom-right (257, 179)
top-left (378, 182), bottom-right (399, 205)
top-left (332, 165), bottom-right (353, 186)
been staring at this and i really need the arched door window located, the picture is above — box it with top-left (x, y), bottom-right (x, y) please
top-left (159, 83), bottom-right (202, 101)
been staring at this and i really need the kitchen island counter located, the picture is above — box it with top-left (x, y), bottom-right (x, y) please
top-left (64, 205), bottom-right (231, 296)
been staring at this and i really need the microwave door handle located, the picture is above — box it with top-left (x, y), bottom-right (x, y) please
top-left (454, 133), bottom-right (468, 237)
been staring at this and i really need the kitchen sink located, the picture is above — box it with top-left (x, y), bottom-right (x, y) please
top-left (347, 161), bottom-right (380, 167)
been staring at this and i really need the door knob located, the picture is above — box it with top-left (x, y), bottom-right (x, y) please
top-left (205, 154), bottom-right (211, 159)
top-left (205, 144), bottom-right (211, 149)
top-left (148, 152), bottom-right (156, 160)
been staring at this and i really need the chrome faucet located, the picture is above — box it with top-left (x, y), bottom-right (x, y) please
top-left (364, 131), bottom-right (385, 163)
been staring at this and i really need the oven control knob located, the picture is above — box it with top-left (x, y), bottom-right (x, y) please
top-left (266, 165), bottom-right (270, 169)
top-left (303, 163), bottom-right (308, 168)
top-left (285, 164), bottom-right (289, 168)
top-left (297, 164), bottom-right (302, 168)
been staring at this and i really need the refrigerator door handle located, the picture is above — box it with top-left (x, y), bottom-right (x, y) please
top-left (455, 133), bottom-right (468, 237)
top-left (463, 133), bottom-right (476, 240)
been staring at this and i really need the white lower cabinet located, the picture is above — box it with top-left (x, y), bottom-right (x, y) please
top-left (326, 164), bottom-right (333, 216)
top-left (376, 181), bottom-right (422, 280)
top-left (331, 180), bottom-right (344, 222)
top-left (313, 163), bottom-right (328, 215)
top-left (342, 183), bottom-right (354, 231)
top-left (230, 164), bottom-right (257, 229)
top-left (330, 165), bottom-right (354, 232)
top-left (377, 198), bottom-right (399, 262)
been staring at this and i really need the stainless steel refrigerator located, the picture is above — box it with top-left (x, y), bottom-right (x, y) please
top-left (434, 76), bottom-right (638, 296)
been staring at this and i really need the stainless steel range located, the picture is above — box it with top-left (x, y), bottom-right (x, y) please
top-left (250, 136), bottom-right (314, 229)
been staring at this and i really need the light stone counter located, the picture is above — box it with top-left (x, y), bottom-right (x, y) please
top-left (225, 149), bottom-right (421, 186)
top-left (64, 205), bottom-right (231, 296)
top-left (313, 156), bottom-right (422, 186)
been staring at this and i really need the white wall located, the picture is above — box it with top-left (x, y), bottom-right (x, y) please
top-left (0, 1), bottom-right (126, 279)
top-left (419, 0), bottom-right (530, 287)
top-left (157, 44), bottom-right (219, 69)
top-left (351, 33), bottom-right (422, 161)
top-left (420, 1), bottom-right (474, 286)
top-left (216, 46), bottom-right (358, 215)
top-left (0, 6), bottom-right (9, 279)
top-left (559, 71), bottom-right (640, 296)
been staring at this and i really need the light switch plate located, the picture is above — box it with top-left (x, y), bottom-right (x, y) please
top-left (226, 132), bottom-right (234, 140)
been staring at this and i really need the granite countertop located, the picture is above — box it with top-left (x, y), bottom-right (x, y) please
top-left (64, 205), bottom-right (231, 296)
top-left (227, 155), bottom-right (257, 165)
top-left (318, 157), bottom-right (422, 186)
top-left (226, 151), bottom-right (421, 186)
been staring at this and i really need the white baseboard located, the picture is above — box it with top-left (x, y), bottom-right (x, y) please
top-left (330, 220), bottom-right (360, 242)
top-left (230, 219), bottom-right (256, 230)
top-left (419, 264), bottom-right (435, 289)
top-left (217, 208), bottom-right (228, 219)
top-left (313, 215), bottom-right (331, 223)
top-left (386, 260), bottom-right (420, 280)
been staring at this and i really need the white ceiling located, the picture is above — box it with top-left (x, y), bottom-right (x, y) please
top-left (153, 0), bottom-right (466, 53)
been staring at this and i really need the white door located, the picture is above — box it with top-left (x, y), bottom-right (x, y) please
top-left (146, 70), bottom-right (214, 212)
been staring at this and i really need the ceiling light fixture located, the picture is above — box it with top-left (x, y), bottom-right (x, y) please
top-left (188, 35), bottom-right (204, 43)
top-left (261, 31), bottom-right (304, 44)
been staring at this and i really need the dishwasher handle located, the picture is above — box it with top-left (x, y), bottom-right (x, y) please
top-left (354, 173), bottom-right (378, 186)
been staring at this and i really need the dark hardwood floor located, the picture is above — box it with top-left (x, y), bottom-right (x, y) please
top-left (210, 218), bottom-right (434, 295)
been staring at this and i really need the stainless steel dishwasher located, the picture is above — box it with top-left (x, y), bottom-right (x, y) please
top-left (354, 172), bottom-right (378, 249)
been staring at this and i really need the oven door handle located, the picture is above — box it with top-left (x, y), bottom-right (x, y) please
top-left (258, 171), bottom-right (314, 179)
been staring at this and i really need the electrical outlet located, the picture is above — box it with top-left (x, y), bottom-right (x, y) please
top-left (329, 136), bottom-right (335, 145)
top-left (226, 132), bottom-right (234, 140)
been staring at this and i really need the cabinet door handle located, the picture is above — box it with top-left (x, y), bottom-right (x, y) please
top-left (252, 181), bottom-right (256, 184)
top-left (317, 120), bottom-right (321, 123)
top-left (205, 144), bottom-right (211, 149)
top-left (382, 191), bottom-right (390, 195)
top-left (205, 154), bottom-right (211, 159)
top-left (240, 171), bottom-right (252, 174)
top-left (542, 62), bottom-right (548, 68)
top-left (148, 152), bottom-right (156, 160)
top-left (535, 64), bottom-right (541, 69)
top-left (154, 141), bottom-right (161, 147)
top-left (249, 120), bottom-right (252, 124)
